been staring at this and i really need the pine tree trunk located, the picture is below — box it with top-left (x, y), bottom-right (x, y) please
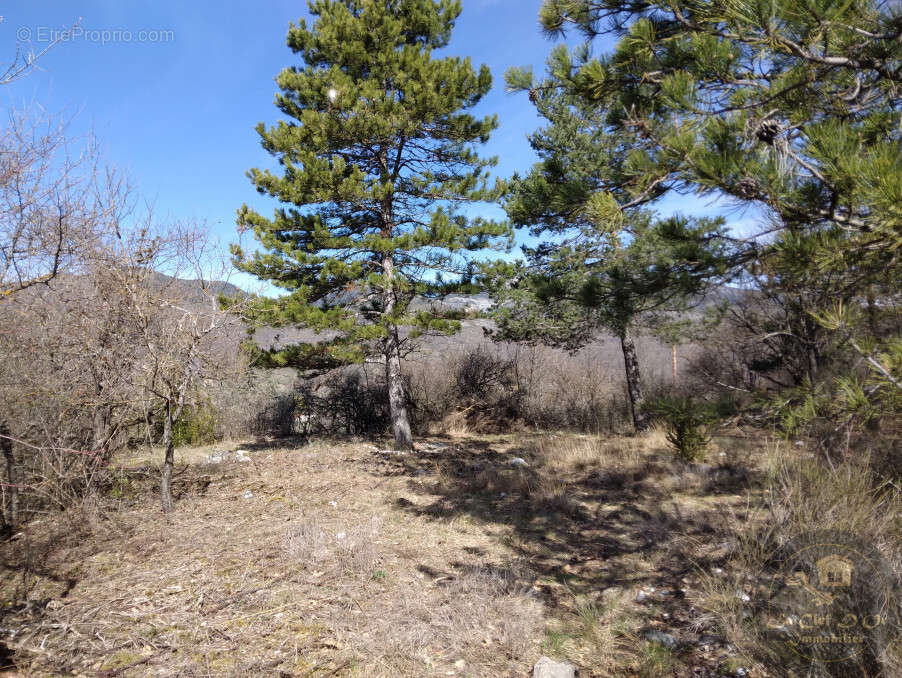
top-left (160, 408), bottom-right (175, 513)
top-left (0, 421), bottom-right (18, 532)
top-left (381, 250), bottom-right (414, 451)
top-left (867, 284), bottom-right (878, 336)
top-left (385, 333), bottom-right (413, 450)
top-left (802, 314), bottom-right (820, 382)
top-left (619, 326), bottom-right (649, 433)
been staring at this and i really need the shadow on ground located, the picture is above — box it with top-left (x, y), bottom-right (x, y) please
top-left (369, 433), bottom-right (761, 657)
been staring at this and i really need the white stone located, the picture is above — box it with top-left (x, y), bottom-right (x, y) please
top-left (533, 656), bottom-right (576, 678)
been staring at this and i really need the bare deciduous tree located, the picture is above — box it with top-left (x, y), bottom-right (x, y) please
top-left (0, 108), bottom-right (126, 531)
top-left (106, 223), bottom-right (247, 512)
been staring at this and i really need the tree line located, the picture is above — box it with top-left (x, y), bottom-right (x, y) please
top-left (235, 0), bottom-right (902, 454)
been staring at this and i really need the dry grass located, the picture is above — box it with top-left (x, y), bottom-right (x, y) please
top-left (0, 439), bottom-right (548, 677)
top-left (339, 562), bottom-right (543, 674)
top-left (532, 428), bottom-right (670, 476)
top-left (284, 514), bottom-right (382, 577)
top-left (1, 430), bottom-right (775, 677)
top-left (113, 439), bottom-right (259, 469)
top-left (699, 441), bottom-right (902, 677)
top-left (541, 587), bottom-right (640, 674)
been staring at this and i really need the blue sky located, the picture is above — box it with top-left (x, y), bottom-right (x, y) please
top-left (1, 1), bottom-right (753, 289)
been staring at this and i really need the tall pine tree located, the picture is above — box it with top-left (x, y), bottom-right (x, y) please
top-left (490, 59), bottom-right (730, 432)
top-left (233, 0), bottom-right (508, 450)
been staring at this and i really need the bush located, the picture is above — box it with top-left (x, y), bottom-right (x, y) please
top-left (172, 401), bottom-right (218, 448)
top-left (406, 343), bottom-right (633, 434)
top-left (321, 371), bottom-right (389, 435)
top-left (646, 395), bottom-right (730, 462)
top-left (251, 369), bottom-right (391, 438)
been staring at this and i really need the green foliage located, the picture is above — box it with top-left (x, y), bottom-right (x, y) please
top-left (529, 0), bottom-right (902, 247)
top-left (646, 395), bottom-right (730, 462)
top-left (493, 31), bottom-right (734, 374)
top-left (234, 0), bottom-right (510, 370)
top-left (524, 0), bottom-right (902, 445)
top-left (756, 298), bottom-right (902, 448)
top-left (171, 401), bottom-right (218, 448)
top-left (490, 56), bottom-right (733, 435)
top-left (485, 209), bottom-right (731, 349)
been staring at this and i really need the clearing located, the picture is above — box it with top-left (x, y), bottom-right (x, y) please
top-left (1, 431), bottom-right (767, 677)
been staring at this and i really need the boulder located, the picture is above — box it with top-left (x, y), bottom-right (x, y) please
top-left (533, 656), bottom-right (577, 678)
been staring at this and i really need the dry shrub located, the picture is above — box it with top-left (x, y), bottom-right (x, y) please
top-left (532, 350), bottom-right (626, 431)
top-left (283, 517), bottom-right (329, 562)
top-left (335, 516), bottom-right (381, 575)
top-left (702, 442), bottom-right (902, 677)
top-left (429, 408), bottom-right (472, 437)
top-left (407, 342), bottom-right (634, 434)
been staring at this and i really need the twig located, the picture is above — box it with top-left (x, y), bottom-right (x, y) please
top-left (221, 602), bottom-right (297, 625)
top-left (0, 432), bottom-right (102, 457)
top-left (847, 338), bottom-right (902, 393)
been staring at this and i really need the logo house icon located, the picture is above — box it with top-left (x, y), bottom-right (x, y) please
top-left (816, 554), bottom-right (854, 589)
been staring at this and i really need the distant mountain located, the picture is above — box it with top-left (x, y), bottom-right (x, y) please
top-left (319, 284), bottom-right (745, 314)
top-left (148, 272), bottom-right (245, 305)
top-left (250, 285), bottom-right (750, 351)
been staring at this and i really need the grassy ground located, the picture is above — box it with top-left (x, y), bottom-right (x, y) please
top-left (0, 430), bottom-right (769, 677)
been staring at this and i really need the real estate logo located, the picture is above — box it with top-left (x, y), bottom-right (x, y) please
top-left (761, 530), bottom-right (897, 673)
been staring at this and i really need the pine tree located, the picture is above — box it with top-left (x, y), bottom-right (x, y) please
top-left (532, 1), bottom-right (902, 249)
top-left (486, 210), bottom-right (729, 433)
top-left (528, 0), bottom-right (902, 292)
top-left (233, 0), bottom-right (508, 450)
top-left (513, 0), bottom-right (902, 439)
top-left (489, 67), bottom-right (730, 432)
